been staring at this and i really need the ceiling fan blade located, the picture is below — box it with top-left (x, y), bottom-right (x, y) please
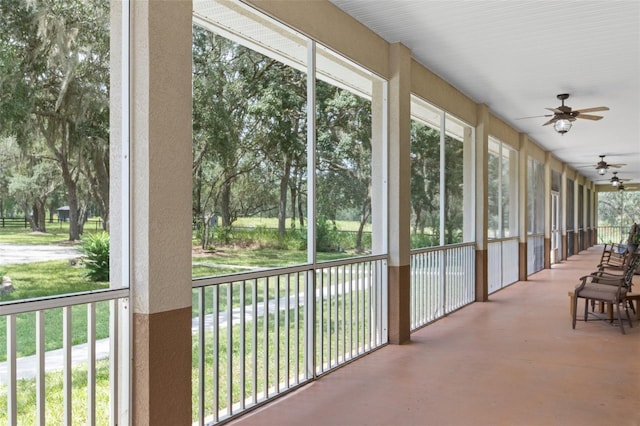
top-left (575, 114), bottom-right (603, 120)
top-left (545, 108), bottom-right (563, 113)
top-left (573, 106), bottom-right (609, 113)
top-left (515, 114), bottom-right (553, 120)
top-left (542, 117), bottom-right (557, 126)
top-left (608, 163), bottom-right (626, 168)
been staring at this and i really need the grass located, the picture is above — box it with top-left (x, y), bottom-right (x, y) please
top-left (1, 291), bottom-right (373, 425)
top-left (0, 219), bottom-right (379, 423)
top-left (191, 286), bottom-right (376, 422)
top-left (192, 246), bottom-right (351, 278)
top-left (0, 359), bottom-right (112, 425)
top-left (0, 260), bottom-right (109, 362)
top-left (0, 227), bottom-right (76, 245)
top-left (233, 217), bottom-right (371, 233)
top-left (0, 217), bottom-right (104, 244)
top-left (0, 260), bottom-right (107, 302)
top-left (0, 220), bottom-right (380, 424)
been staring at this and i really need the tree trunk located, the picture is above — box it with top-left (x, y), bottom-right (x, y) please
top-left (194, 166), bottom-right (203, 220)
top-left (34, 199), bottom-right (47, 232)
top-left (220, 175), bottom-right (232, 227)
top-left (89, 146), bottom-right (110, 232)
top-left (78, 204), bottom-right (88, 235)
top-left (297, 175), bottom-right (305, 228)
top-left (413, 207), bottom-right (421, 235)
top-left (298, 198), bottom-right (305, 228)
top-left (289, 175), bottom-right (297, 230)
top-left (356, 198), bottom-right (371, 253)
top-left (61, 163), bottom-right (81, 240)
top-left (278, 157), bottom-right (292, 237)
top-left (201, 214), bottom-right (210, 250)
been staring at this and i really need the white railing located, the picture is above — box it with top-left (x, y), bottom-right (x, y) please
top-left (1, 288), bottom-right (129, 426)
top-left (598, 225), bottom-right (632, 245)
top-left (191, 254), bottom-right (388, 425)
top-left (410, 243), bottom-right (475, 330)
top-left (488, 237), bottom-right (519, 294)
top-left (527, 233), bottom-right (545, 275)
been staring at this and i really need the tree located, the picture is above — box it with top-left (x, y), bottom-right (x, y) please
top-left (444, 135), bottom-right (464, 243)
top-left (410, 121), bottom-right (440, 241)
top-left (9, 158), bottom-right (60, 232)
top-left (316, 82), bottom-right (372, 252)
top-left (0, 137), bottom-right (21, 218)
top-left (0, 0), bottom-right (110, 240)
top-left (192, 28), bottom-right (264, 234)
top-left (598, 191), bottom-right (640, 228)
top-left (192, 26), bottom-right (309, 247)
top-left (250, 62), bottom-right (307, 236)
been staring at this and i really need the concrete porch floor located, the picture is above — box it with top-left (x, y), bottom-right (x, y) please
top-left (229, 245), bottom-right (640, 426)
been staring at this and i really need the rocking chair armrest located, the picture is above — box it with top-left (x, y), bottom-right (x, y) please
top-left (591, 270), bottom-right (624, 279)
top-left (576, 274), bottom-right (625, 291)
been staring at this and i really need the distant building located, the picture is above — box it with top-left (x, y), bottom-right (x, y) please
top-left (57, 206), bottom-right (70, 222)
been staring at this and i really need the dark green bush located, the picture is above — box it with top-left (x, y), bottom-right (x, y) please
top-left (80, 231), bottom-right (110, 282)
top-left (316, 215), bottom-right (341, 252)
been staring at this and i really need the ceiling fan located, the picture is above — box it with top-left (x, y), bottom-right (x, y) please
top-left (592, 155), bottom-right (626, 175)
top-left (518, 94), bottom-right (609, 134)
top-left (617, 183), bottom-right (640, 192)
top-left (606, 171), bottom-right (630, 187)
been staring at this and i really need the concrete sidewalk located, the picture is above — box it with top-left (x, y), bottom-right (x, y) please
top-left (0, 243), bottom-right (81, 265)
top-left (0, 339), bottom-right (111, 385)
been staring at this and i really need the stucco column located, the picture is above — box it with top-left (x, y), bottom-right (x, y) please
top-left (574, 179), bottom-right (580, 253)
top-left (561, 165), bottom-right (568, 261)
top-left (518, 134), bottom-right (529, 281)
top-left (474, 104), bottom-right (489, 301)
top-left (387, 43), bottom-right (411, 344)
top-left (543, 152), bottom-right (551, 269)
top-left (592, 184), bottom-right (596, 246)
top-left (129, 1), bottom-right (193, 424)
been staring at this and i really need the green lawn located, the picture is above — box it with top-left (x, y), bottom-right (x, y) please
top-left (0, 220), bottom-right (378, 423)
top-left (0, 260), bottom-right (109, 361)
top-left (0, 219), bottom-right (103, 245)
top-left (233, 216), bottom-right (371, 233)
top-left (0, 359), bottom-right (112, 426)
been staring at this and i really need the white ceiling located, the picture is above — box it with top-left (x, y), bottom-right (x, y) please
top-left (329, 0), bottom-right (640, 188)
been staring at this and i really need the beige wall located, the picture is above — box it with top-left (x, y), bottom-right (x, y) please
top-left (548, 154), bottom-right (564, 174)
top-left (410, 59), bottom-right (477, 126)
top-left (245, 0), bottom-right (389, 78)
top-left (489, 114), bottom-right (520, 149)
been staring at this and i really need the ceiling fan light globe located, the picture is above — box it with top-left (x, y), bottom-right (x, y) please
top-left (554, 119), bottom-right (572, 134)
top-left (597, 167), bottom-right (607, 175)
top-left (612, 179), bottom-right (620, 187)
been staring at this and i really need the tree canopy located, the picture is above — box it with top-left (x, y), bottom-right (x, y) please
top-left (0, 0), bottom-right (110, 239)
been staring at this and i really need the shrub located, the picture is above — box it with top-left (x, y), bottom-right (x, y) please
top-left (80, 231), bottom-right (110, 282)
top-left (316, 215), bottom-right (341, 252)
top-left (214, 225), bottom-right (234, 245)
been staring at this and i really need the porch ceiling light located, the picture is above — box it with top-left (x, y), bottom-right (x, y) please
top-left (596, 165), bottom-right (607, 175)
top-left (553, 118), bottom-right (572, 135)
